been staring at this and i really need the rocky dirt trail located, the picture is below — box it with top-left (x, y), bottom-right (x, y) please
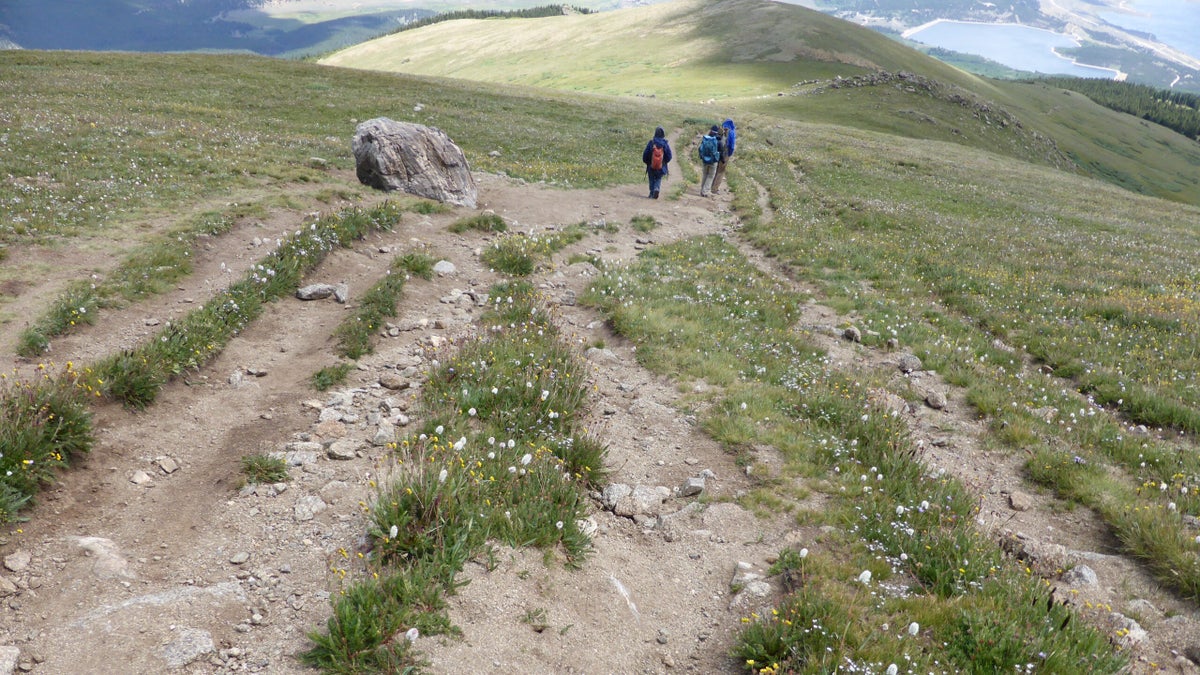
top-left (0, 167), bottom-right (1197, 674)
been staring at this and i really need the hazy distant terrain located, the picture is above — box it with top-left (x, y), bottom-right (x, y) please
top-left (0, 0), bottom-right (431, 57)
top-left (817, 0), bottom-right (1200, 91)
top-left (2, 0), bottom-right (1196, 91)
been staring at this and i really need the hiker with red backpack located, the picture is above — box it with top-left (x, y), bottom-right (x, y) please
top-left (642, 126), bottom-right (673, 199)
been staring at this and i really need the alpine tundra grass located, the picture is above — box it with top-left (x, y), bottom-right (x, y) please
top-left (584, 235), bottom-right (1126, 673)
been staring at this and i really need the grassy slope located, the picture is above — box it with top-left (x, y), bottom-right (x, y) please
top-left (0, 50), bottom-right (687, 244)
top-left (320, 0), bottom-right (1200, 206)
top-left (321, 0), bottom-right (989, 100)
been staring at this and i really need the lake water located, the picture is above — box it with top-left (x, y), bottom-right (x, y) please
top-left (906, 21), bottom-right (1119, 79)
top-left (1098, 0), bottom-right (1200, 62)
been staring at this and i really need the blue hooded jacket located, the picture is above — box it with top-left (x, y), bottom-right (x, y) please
top-left (642, 127), bottom-right (673, 176)
top-left (722, 119), bottom-right (736, 157)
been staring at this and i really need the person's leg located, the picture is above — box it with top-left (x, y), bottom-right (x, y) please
top-left (649, 172), bottom-right (662, 198)
top-left (712, 161), bottom-right (726, 193)
top-left (701, 164), bottom-right (716, 196)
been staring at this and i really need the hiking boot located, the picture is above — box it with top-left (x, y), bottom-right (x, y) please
top-left (652, 190), bottom-right (659, 199)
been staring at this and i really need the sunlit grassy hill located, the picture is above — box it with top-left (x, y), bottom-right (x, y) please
top-left (321, 0), bottom-right (1200, 206)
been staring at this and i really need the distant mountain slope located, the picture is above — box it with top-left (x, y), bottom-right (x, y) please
top-left (321, 0), bottom-right (1200, 207)
top-left (323, 0), bottom-right (989, 98)
top-left (0, 0), bottom-right (430, 56)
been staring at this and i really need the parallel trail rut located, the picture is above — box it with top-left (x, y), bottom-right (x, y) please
top-left (0, 168), bottom-right (1195, 674)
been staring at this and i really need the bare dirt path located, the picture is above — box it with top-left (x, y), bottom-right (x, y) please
top-left (0, 168), bottom-right (1196, 674)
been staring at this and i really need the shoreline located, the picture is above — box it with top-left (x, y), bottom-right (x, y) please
top-left (903, 18), bottom-right (1122, 79)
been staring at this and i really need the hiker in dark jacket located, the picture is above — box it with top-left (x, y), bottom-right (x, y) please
top-left (712, 118), bottom-right (736, 194)
top-left (699, 125), bottom-right (724, 197)
top-left (642, 127), bottom-right (673, 199)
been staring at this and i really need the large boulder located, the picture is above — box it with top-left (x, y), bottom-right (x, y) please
top-left (352, 118), bottom-right (477, 208)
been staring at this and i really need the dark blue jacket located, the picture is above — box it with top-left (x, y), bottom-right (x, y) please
top-left (642, 136), bottom-right (673, 177)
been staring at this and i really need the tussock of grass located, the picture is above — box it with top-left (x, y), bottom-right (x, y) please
top-left (630, 215), bottom-right (658, 233)
top-left (241, 454), bottom-right (290, 485)
top-left (0, 364), bottom-right (94, 523)
top-left (481, 225), bottom-right (587, 277)
top-left (311, 363), bottom-right (353, 392)
top-left (448, 213), bottom-right (506, 234)
top-left (304, 287), bottom-right (605, 670)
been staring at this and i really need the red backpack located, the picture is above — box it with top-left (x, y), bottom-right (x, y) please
top-left (650, 143), bottom-right (664, 171)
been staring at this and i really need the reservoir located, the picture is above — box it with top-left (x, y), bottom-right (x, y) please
top-left (1098, 0), bottom-right (1200, 62)
top-left (904, 21), bottom-right (1119, 79)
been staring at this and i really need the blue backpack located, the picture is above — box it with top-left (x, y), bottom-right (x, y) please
top-left (699, 134), bottom-right (719, 164)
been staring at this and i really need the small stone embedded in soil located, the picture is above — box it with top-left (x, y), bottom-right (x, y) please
top-left (1062, 564), bottom-right (1098, 586)
top-left (898, 354), bottom-right (923, 373)
top-left (678, 477), bottom-right (705, 498)
top-left (130, 470), bottom-right (153, 485)
top-left (157, 457), bottom-right (180, 474)
top-left (0, 648), bottom-right (19, 675)
top-left (296, 283), bottom-right (338, 301)
top-left (294, 495), bottom-right (327, 522)
top-left (326, 439), bottom-right (361, 460)
top-left (161, 628), bottom-right (214, 668)
top-left (379, 373), bottom-right (410, 390)
top-left (1007, 491), bottom-right (1033, 512)
top-left (3, 551), bottom-right (30, 574)
top-left (925, 391), bottom-right (948, 410)
top-left (229, 552), bottom-right (250, 565)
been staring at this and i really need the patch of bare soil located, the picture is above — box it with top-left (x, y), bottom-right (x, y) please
top-left (0, 167), bottom-right (1196, 675)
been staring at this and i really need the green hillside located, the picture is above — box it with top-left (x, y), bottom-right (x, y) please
top-left (322, 0), bottom-right (1200, 206)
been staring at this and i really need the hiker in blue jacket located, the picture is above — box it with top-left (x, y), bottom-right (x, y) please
top-left (698, 125), bottom-right (723, 197)
top-left (712, 118), bottom-right (736, 194)
top-left (642, 127), bottom-right (673, 199)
